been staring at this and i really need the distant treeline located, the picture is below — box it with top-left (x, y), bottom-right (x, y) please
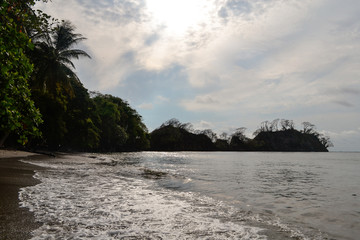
top-left (150, 118), bottom-right (333, 152)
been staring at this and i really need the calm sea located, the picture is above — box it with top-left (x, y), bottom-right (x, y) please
top-left (20, 152), bottom-right (360, 239)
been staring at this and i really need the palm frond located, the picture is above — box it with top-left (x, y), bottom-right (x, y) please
top-left (30, 20), bottom-right (90, 98)
top-left (54, 21), bottom-right (87, 51)
top-left (60, 49), bottom-right (91, 60)
top-left (58, 56), bottom-right (76, 69)
top-left (68, 36), bottom-right (87, 46)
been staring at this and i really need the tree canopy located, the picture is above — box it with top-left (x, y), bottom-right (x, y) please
top-left (0, 0), bottom-right (43, 146)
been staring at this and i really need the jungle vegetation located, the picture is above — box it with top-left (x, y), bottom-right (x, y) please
top-left (0, 0), bottom-right (149, 151)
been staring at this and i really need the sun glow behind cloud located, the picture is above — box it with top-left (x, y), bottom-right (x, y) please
top-left (146, 0), bottom-right (211, 36)
top-left (138, 0), bottom-right (219, 70)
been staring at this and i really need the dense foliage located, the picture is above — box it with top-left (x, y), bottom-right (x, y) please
top-left (150, 118), bottom-right (333, 152)
top-left (151, 121), bottom-right (214, 151)
top-left (91, 93), bottom-right (150, 152)
top-left (0, 1), bottom-right (149, 151)
top-left (0, 0), bottom-right (43, 146)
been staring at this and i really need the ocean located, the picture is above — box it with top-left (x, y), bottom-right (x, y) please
top-left (20, 152), bottom-right (360, 239)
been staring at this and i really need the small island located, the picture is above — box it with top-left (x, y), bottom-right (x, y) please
top-left (150, 119), bottom-right (332, 152)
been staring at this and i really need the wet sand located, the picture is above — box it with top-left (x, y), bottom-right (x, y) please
top-left (0, 150), bottom-right (45, 240)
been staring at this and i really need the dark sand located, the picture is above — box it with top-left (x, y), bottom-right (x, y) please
top-left (0, 150), bottom-right (46, 240)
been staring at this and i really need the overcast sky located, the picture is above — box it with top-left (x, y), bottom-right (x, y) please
top-left (36, 0), bottom-right (360, 151)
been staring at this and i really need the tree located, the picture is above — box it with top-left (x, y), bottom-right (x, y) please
top-left (93, 95), bottom-right (127, 151)
top-left (232, 127), bottom-right (248, 141)
top-left (253, 121), bottom-right (271, 136)
top-left (230, 127), bottom-right (249, 150)
top-left (280, 119), bottom-right (295, 130)
top-left (161, 118), bottom-right (182, 128)
top-left (150, 119), bottom-right (215, 151)
top-left (270, 119), bottom-right (279, 131)
top-left (215, 132), bottom-right (230, 150)
top-left (28, 20), bottom-right (91, 149)
top-left (92, 94), bottom-right (150, 151)
top-left (63, 79), bottom-right (100, 150)
top-left (302, 122), bottom-right (316, 134)
top-left (200, 129), bottom-right (217, 143)
top-left (30, 20), bottom-right (91, 97)
top-left (318, 134), bottom-right (334, 148)
top-left (0, 0), bottom-right (43, 146)
top-left (219, 132), bottom-right (230, 143)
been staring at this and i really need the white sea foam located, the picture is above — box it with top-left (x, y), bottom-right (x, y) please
top-left (20, 155), bottom-right (266, 239)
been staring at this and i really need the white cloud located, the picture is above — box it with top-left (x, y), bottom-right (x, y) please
top-left (156, 95), bottom-right (169, 102)
top-left (193, 120), bottom-right (215, 130)
top-left (138, 103), bottom-right (153, 110)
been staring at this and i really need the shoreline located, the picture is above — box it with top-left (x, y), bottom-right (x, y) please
top-left (0, 150), bottom-right (47, 240)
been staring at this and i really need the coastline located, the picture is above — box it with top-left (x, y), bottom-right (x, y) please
top-left (0, 150), bottom-right (46, 240)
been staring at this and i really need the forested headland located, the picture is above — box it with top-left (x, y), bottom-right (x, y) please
top-left (0, 1), bottom-right (333, 152)
top-left (150, 118), bottom-right (333, 152)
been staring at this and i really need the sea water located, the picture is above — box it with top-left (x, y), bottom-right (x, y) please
top-left (19, 152), bottom-right (360, 239)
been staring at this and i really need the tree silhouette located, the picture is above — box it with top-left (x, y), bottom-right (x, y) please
top-left (280, 119), bottom-right (295, 130)
top-left (200, 129), bottom-right (217, 142)
top-left (30, 20), bottom-right (90, 96)
top-left (302, 122), bottom-right (316, 134)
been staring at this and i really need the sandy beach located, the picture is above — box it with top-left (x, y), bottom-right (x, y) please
top-left (0, 149), bottom-right (45, 240)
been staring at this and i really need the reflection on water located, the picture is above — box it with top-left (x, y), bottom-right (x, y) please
top-left (256, 166), bottom-right (321, 200)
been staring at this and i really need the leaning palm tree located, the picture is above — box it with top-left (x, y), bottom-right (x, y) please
top-left (30, 20), bottom-right (91, 96)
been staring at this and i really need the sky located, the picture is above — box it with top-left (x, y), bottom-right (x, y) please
top-left (36, 0), bottom-right (360, 151)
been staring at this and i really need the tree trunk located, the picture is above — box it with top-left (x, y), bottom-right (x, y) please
top-left (0, 131), bottom-right (10, 147)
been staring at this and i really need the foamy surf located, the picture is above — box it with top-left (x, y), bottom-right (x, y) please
top-left (19, 155), bottom-right (266, 239)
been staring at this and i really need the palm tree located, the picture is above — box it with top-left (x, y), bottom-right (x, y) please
top-left (30, 20), bottom-right (91, 96)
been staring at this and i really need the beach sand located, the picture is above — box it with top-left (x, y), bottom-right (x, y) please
top-left (0, 149), bottom-right (45, 240)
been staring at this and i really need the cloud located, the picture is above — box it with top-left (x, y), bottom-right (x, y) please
top-left (138, 103), bottom-right (153, 110)
top-left (333, 100), bottom-right (354, 108)
top-left (156, 95), bottom-right (169, 103)
top-left (192, 120), bottom-right (214, 130)
top-left (326, 128), bottom-right (360, 138)
top-left (137, 95), bottom-right (169, 110)
top-left (37, 0), bottom-right (360, 92)
top-left (180, 0), bottom-right (360, 115)
top-left (181, 94), bottom-right (227, 112)
top-left (324, 127), bottom-right (360, 151)
top-left (341, 88), bottom-right (360, 95)
top-left (218, 0), bottom-right (252, 19)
